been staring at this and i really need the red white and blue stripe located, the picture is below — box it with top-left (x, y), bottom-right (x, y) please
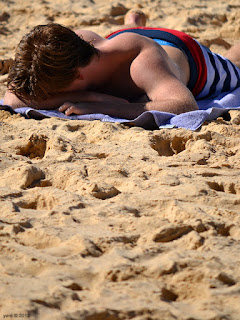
top-left (196, 42), bottom-right (240, 99)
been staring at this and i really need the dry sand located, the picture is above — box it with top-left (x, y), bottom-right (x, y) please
top-left (1, 0), bottom-right (240, 319)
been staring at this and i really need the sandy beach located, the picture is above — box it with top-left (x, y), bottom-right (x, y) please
top-left (1, 0), bottom-right (240, 319)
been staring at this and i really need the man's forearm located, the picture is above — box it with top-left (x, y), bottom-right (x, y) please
top-left (4, 89), bottom-right (198, 117)
top-left (3, 90), bottom-right (29, 109)
top-left (68, 101), bottom-right (146, 119)
top-left (59, 98), bottom-right (198, 119)
top-left (3, 90), bottom-right (130, 110)
top-left (72, 98), bottom-right (198, 119)
top-left (3, 89), bottom-right (86, 110)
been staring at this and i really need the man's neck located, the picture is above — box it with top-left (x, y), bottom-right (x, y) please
top-left (82, 51), bottom-right (118, 89)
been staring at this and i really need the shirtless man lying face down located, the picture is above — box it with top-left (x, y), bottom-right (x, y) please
top-left (3, 10), bottom-right (240, 119)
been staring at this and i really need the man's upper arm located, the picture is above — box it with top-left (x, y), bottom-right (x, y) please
top-left (130, 46), bottom-right (198, 110)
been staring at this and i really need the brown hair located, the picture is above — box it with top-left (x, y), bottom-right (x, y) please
top-left (7, 23), bottom-right (99, 101)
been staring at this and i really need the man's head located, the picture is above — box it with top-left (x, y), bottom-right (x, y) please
top-left (7, 23), bottom-right (99, 102)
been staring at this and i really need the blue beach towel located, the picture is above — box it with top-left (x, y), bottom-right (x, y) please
top-left (1, 86), bottom-right (240, 131)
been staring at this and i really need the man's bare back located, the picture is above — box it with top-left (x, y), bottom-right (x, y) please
top-left (74, 29), bottom-right (191, 98)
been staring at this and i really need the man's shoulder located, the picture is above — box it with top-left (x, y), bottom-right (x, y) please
top-left (73, 29), bottom-right (145, 47)
top-left (74, 29), bottom-right (105, 42)
top-left (109, 31), bottom-right (145, 43)
top-left (106, 32), bottom-right (149, 52)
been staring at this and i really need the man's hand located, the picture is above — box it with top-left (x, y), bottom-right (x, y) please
top-left (58, 95), bottom-right (130, 116)
top-left (59, 102), bottom-right (96, 116)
